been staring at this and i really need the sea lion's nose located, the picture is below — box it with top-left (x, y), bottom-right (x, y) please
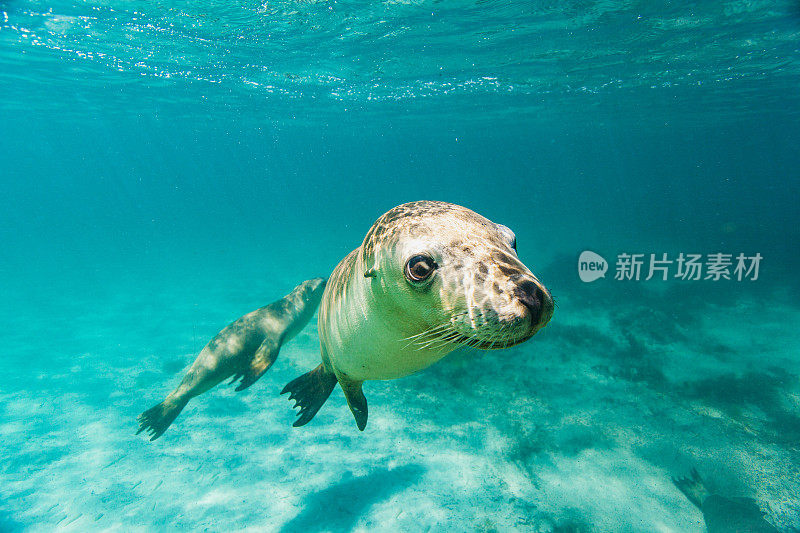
top-left (514, 278), bottom-right (551, 326)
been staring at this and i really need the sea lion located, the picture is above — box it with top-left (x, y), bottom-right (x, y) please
top-left (673, 468), bottom-right (777, 533)
top-left (137, 277), bottom-right (326, 440)
top-left (282, 200), bottom-right (554, 430)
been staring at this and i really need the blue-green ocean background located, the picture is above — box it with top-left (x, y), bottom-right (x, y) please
top-left (1, 1), bottom-right (799, 531)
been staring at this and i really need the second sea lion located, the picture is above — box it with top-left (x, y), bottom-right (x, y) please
top-left (137, 277), bottom-right (326, 440)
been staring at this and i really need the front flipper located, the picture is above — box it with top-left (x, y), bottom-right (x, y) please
top-left (340, 377), bottom-right (368, 431)
top-left (281, 364), bottom-right (338, 427)
top-left (234, 338), bottom-right (280, 392)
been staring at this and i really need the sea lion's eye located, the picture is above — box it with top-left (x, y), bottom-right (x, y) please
top-left (405, 255), bottom-right (437, 282)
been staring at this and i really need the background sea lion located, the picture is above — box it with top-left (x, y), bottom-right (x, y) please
top-left (282, 200), bottom-right (554, 430)
top-left (137, 277), bottom-right (326, 441)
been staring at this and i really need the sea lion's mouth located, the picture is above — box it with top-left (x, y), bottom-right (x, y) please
top-left (439, 304), bottom-right (543, 351)
top-left (403, 307), bottom-right (540, 352)
top-left (402, 317), bottom-right (531, 352)
top-left (449, 312), bottom-right (539, 350)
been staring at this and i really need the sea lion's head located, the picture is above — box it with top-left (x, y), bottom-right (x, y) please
top-left (362, 201), bottom-right (553, 351)
top-left (285, 277), bottom-right (327, 312)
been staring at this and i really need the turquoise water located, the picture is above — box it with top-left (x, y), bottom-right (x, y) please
top-left (2, 0), bottom-right (800, 531)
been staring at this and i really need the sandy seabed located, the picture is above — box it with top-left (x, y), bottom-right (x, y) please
top-left (1, 262), bottom-right (798, 532)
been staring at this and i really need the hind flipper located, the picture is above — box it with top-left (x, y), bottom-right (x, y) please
top-left (340, 377), bottom-right (368, 431)
top-left (235, 338), bottom-right (279, 392)
top-left (136, 395), bottom-right (189, 441)
top-left (281, 364), bottom-right (337, 427)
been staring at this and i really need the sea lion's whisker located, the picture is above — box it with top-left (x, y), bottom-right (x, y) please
top-left (407, 316), bottom-right (467, 341)
top-left (402, 323), bottom-right (454, 348)
top-left (410, 323), bottom-right (452, 337)
top-left (417, 329), bottom-right (462, 351)
top-left (458, 334), bottom-right (479, 349)
top-left (410, 326), bottom-right (458, 347)
top-left (407, 332), bottom-right (445, 348)
top-left (413, 329), bottom-right (450, 350)
top-left (496, 325), bottom-right (510, 349)
top-left (421, 338), bottom-right (453, 353)
top-left (403, 324), bottom-right (449, 341)
top-left (402, 310), bottom-right (475, 350)
top-left (429, 331), bottom-right (463, 351)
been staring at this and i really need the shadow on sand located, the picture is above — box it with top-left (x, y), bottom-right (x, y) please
top-left (280, 464), bottom-right (425, 533)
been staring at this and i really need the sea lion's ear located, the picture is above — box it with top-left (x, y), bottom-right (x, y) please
top-left (362, 246), bottom-right (378, 278)
top-left (339, 377), bottom-right (368, 431)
